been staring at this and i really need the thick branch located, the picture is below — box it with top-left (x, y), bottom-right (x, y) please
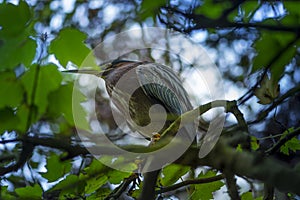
top-left (177, 139), bottom-right (300, 195)
top-left (224, 170), bottom-right (240, 200)
top-left (0, 140), bottom-right (35, 176)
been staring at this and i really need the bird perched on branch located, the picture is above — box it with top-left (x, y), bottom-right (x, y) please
top-left (67, 59), bottom-right (200, 200)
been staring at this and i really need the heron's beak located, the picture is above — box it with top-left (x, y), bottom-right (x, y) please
top-left (63, 62), bottom-right (113, 77)
top-left (64, 69), bottom-right (103, 76)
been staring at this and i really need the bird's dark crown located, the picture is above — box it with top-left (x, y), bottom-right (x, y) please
top-left (111, 59), bottom-right (136, 65)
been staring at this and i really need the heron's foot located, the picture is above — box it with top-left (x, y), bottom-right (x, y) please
top-left (150, 132), bottom-right (161, 145)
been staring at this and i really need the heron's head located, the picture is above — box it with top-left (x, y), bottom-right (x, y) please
top-left (64, 59), bottom-right (141, 79)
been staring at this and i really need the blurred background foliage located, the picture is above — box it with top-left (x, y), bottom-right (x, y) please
top-left (0, 0), bottom-right (300, 199)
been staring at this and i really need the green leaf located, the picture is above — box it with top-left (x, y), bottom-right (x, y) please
top-left (161, 164), bottom-right (190, 186)
top-left (41, 154), bottom-right (72, 182)
top-left (49, 174), bottom-right (85, 197)
top-left (108, 170), bottom-right (132, 185)
top-left (0, 72), bottom-right (24, 109)
top-left (195, 0), bottom-right (231, 19)
top-left (254, 74), bottom-right (280, 105)
top-left (0, 33), bottom-right (36, 70)
top-left (140, 0), bottom-right (165, 20)
top-left (0, 186), bottom-right (15, 200)
top-left (48, 83), bottom-right (76, 126)
top-left (251, 136), bottom-right (259, 151)
top-left (21, 64), bottom-right (62, 116)
top-left (80, 173), bottom-right (108, 194)
top-left (15, 104), bottom-right (30, 133)
top-left (71, 89), bottom-right (90, 131)
top-left (282, 1), bottom-right (300, 17)
top-left (86, 188), bottom-right (111, 200)
top-left (281, 2), bottom-right (300, 26)
top-left (228, 1), bottom-right (260, 22)
top-left (49, 28), bottom-right (96, 67)
top-left (21, 66), bottom-right (36, 105)
top-left (0, 103), bottom-right (31, 134)
top-left (84, 159), bottom-right (108, 176)
top-left (0, 1), bottom-right (32, 36)
top-left (0, 1), bottom-right (35, 70)
top-left (280, 137), bottom-right (300, 155)
top-left (252, 32), bottom-right (297, 81)
top-left (190, 171), bottom-right (224, 200)
top-left (241, 192), bottom-right (252, 200)
top-left (236, 144), bottom-right (243, 152)
top-left (241, 1), bottom-right (260, 21)
top-left (36, 65), bottom-right (62, 114)
top-left (0, 108), bottom-right (20, 133)
top-left (15, 184), bottom-right (43, 200)
top-left (241, 191), bottom-right (263, 200)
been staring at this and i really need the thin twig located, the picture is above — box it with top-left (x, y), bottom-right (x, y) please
top-left (250, 84), bottom-right (300, 124)
top-left (105, 173), bottom-right (138, 200)
top-left (155, 174), bottom-right (225, 194)
top-left (265, 127), bottom-right (300, 155)
top-left (238, 35), bottom-right (300, 105)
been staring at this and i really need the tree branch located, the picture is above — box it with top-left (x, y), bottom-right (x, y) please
top-left (250, 84), bottom-right (300, 124)
top-left (265, 127), bottom-right (300, 155)
top-left (156, 174), bottom-right (225, 194)
top-left (105, 173), bottom-right (138, 200)
top-left (176, 139), bottom-right (300, 195)
top-left (0, 140), bottom-right (35, 176)
top-left (224, 170), bottom-right (240, 200)
top-left (160, 6), bottom-right (300, 33)
top-left (238, 35), bottom-right (300, 105)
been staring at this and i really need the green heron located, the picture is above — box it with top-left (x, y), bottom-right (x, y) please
top-left (68, 59), bottom-right (198, 200)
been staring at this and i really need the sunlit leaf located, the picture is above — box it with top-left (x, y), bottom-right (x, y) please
top-left (227, 1), bottom-right (260, 22)
top-left (280, 137), bottom-right (300, 155)
top-left (0, 1), bottom-right (32, 36)
top-left (251, 136), bottom-right (259, 151)
top-left (236, 144), bottom-right (243, 152)
top-left (241, 192), bottom-right (253, 200)
top-left (0, 72), bottom-right (24, 109)
top-left (190, 171), bottom-right (224, 200)
top-left (49, 174), bottom-right (85, 197)
top-left (282, 1), bottom-right (300, 17)
top-left (161, 164), bottom-right (190, 186)
top-left (0, 186), bottom-right (15, 200)
top-left (281, 2), bottom-right (300, 27)
top-left (241, 191), bottom-right (263, 200)
top-left (85, 159), bottom-right (108, 175)
top-left (0, 108), bottom-right (20, 133)
top-left (15, 184), bottom-right (42, 200)
top-left (0, 33), bottom-right (36, 70)
top-left (252, 32), bottom-right (297, 81)
top-left (49, 28), bottom-right (96, 68)
top-left (0, 1), bottom-right (35, 70)
top-left (86, 188), bottom-right (111, 200)
top-left (140, 0), bottom-right (165, 20)
top-left (196, 0), bottom-right (231, 19)
top-left (48, 83), bottom-right (75, 125)
top-left (80, 173), bottom-right (108, 194)
top-left (15, 104), bottom-right (30, 133)
top-left (241, 1), bottom-right (260, 21)
top-left (21, 64), bottom-right (62, 116)
top-left (41, 154), bottom-right (72, 182)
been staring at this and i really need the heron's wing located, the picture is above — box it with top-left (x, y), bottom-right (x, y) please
top-left (136, 63), bottom-right (193, 115)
